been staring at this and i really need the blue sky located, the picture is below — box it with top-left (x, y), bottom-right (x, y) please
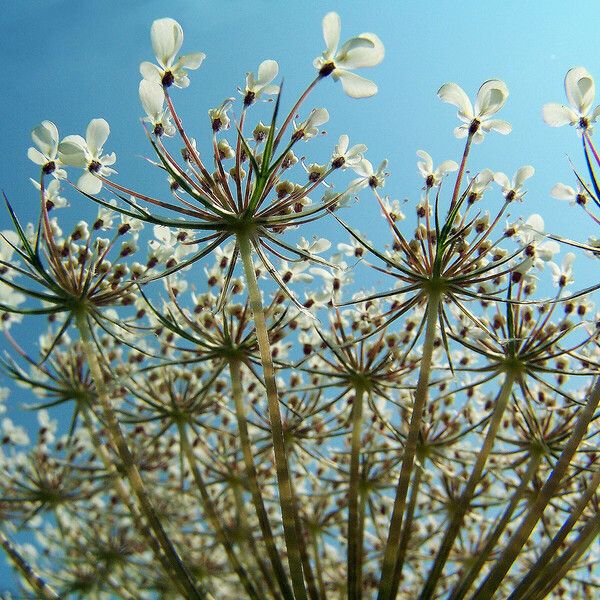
top-left (2, 0), bottom-right (600, 592)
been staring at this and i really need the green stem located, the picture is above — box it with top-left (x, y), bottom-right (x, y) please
top-left (449, 451), bottom-right (542, 600)
top-left (507, 468), bottom-right (600, 600)
top-left (0, 528), bottom-right (59, 600)
top-left (238, 233), bottom-right (308, 600)
top-left (229, 358), bottom-right (295, 600)
top-left (529, 513), bottom-right (600, 600)
top-left (348, 384), bottom-right (366, 600)
top-left (377, 293), bottom-right (440, 600)
top-left (75, 311), bottom-right (204, 600)
top-left (177, 421), bottom-right (261, 600)
top-left (419, 371), bottom-right (517, 600)
top-left (472, 377), bottom-right (600, 599)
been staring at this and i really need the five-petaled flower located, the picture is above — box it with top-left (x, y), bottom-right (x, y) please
top-left (27, 121), bottom-right (67, 179)
top-left (437, 80), bottom-right (512, 142)
top-left (494, 165), bottom-right (535, 202)
top-left (139, 80), bottom-right (176, 137)
top-left (551, 182), bottom-right (590, 206)
top-left (140, 17), bottom-right (206, 88)
top-left (58, 118), bottom-right (117, 195)
top-left (314, 12), bottom-right (384, 98)
top-left (242, 60), bottom-right (280, 106)
top-left (542, 67), bottom-right (600, 132)
top-left (416, 150), bottom-right (458, 188)
top-left (331, 134), bottom-right (367, 169)
top-left (292, 108), bottom-right (329, 141)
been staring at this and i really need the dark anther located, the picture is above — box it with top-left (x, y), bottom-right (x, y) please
top-left (42, 161), bottom-right (56, 175)
top-left (332, 156), bottom-right (345, 169)
top-left (368, 176), bottom-right (378, 188)
top-left (88, 160), bottom-right (101, 173)
top-left (319, 62), bottom-right (336, 77)
top-left (576, 193), bottom-right (587, 205)
top-left (425, 174), bottom-right (434, 188)
top-left (579, 116), bottom-right (589, 130)
top-left (469, 119), bottom-right (480, 134)
top-left (243, 91), bottom-right (255, 107)
top-left (118, 223), bottom-right (131, 236)
top-left (212, 118), bottom-right (222, 132)
top-left (162, 71), bottom-right (175, 87)
top-left (506, 189), bottom-right (516, 202)
top-left (153, 123), bottom-right (164, 136)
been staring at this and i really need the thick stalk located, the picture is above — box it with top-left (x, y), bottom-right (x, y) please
top-left (177, 421), bottom-right (261, 600)
top-left (229, 358), bottom-right (295, 600)
top-left (472, 377), bottom-right (600, 599)
top-left (393, 462), bottom-right (423, 587)
top-left (418, 371), bottom-right (517, 600)
top-left (530, 513), bottom-right (600, 600)
top-left (0, 528), bottom-right (59, 600)
top-left (75, 311), bottom-right (204, 600)
top-left (348, 384), bottom-right (366, 600)
top-left (377, 293), bottom-right (441, 600)
top-left (238, 233), bottom-right (308, 600)
top-left (507, 468), bottom-right (600, 600)
top-left (449, 451), bottom-right (542, 600)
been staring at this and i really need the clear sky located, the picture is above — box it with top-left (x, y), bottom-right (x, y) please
top-left (1, 0), bottom-right (600, 592)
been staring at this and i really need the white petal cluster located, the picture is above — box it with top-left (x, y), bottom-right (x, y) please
top-left (416, 150), bottom-right (458, 188)
top-left (243, 60), bottom-right (280, 105)
top-left (543, 67), bottom-right (600, 132)
top-left (140, 18), bottom-right (205, 89)
top-left (27, 121), bottom-right (67, 179)
top-left (494, 166), bottom-right (535, 202)
top-left (293, 108), bottom-right (329, 141)
top-left (438, 80), bottom-right (511, 143)
top-left (139, 81), bottom-right (176, 137)
top-left (314, 12), bottom-right (384, 98)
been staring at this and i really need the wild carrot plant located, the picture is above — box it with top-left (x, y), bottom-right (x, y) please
top-left (0, 11), bottom-right (598, 600)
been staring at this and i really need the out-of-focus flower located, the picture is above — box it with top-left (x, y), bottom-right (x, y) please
top-left (549, 252), bottom-right (576, 288)
top-left (494, 166), bottom-right (535, 202)
top-left (438, 80), bottom-right (511, 142)
top-left (30, 179), bottom-right (68, 210)
top-left (58, 119), bottom-right (117, 195)
top-left (314, 12), bottom-right (384, 98)
top-left (416, 150), bottom-right (458, 188)
top-left (242, 60), bottom-right (279, 106)
top-left (542, 67), bottom-right (600, 132)
top-left (27, 121), bottom-right (67, 179)
top-left (140, 18), bottom-right (205, 88)
top-left (551, 182), bottom-right (590, 206)
top-left (139, 80), bottom-right (176, 137)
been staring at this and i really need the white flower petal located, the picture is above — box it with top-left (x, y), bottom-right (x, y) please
top-left (139, 80), bottom-right (165, 119)
top-left (31, 121), bottom-right (58, 157)
top-left (493, 172), bottom-right (510, 190)
top-left (336, 70), bottom-right (377, 98)
top-left (551, 182), bottom-right (576, 200)
top-left (140, 61), bottom-right (163, 83)
top-left (257, 59), bottom-right (279, 86)
top-left (514, 165), bottom-right (535, 188)
top-left (565, 66), bottom-right (594, 114)
top-left (85, 119), bottom-right (110, 157)
top-left (178, 52), bottom-right (205, 70)
top-left (58, 135), bottom-right (88, 167)
top-left (437, 160), bottom-right (459, 175)
top-left (151, 18), bottom-right (184, 68)
top-left (322, 12), bottom-right (341, 57)
top-left (438, 83), bottom-right (473, 120)
top-left (339, 33), bottom-right (384, 69)
top-left (27, 147), bottom-right (47, 165)
top-left (77, 171), bottom-right (102, 195)
top-left (474, 80), bottom-right (509, 118)
top-left (482, 119), bottom-right (512, 135)
top-left (542, 103), bottom-right (578, 127)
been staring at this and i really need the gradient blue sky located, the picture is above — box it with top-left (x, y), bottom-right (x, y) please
top-left (2, 0), bottom-right (600, 592)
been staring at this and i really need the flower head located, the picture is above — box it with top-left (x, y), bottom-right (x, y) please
top-left (493, 165), bottom-right (535, 202)
top-left (292, 108), bottom-right (329, 141)
top-left (27, 121), bottom-right (66, 179)
top-left (314, 12), bottom-right (384, 98)
top-left (438, 80), bottom-right (512, 142)
top-left (543, 67), bottom-right (600, 132)
top-left (416, 150), bottom-right (458, 188)
top-left (331, 134), bottom-right (367, 169)
top-left (139, 80), bottom-right (176, 137)
top-left (140, 18), bottom-right (205, 88)
top-left (243, 60), bottom-right (279, 106)
top-left (58, 119), bottom-right (116, 194)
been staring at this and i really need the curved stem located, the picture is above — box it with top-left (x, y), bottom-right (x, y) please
top-left (75, 311), bottom-right (204, 600)
top-left (377, 293), bottom-right (440, 600)
top-left (449, 451), bottom-right (542, 600)
top-left (238, 233), bottom-right (308, 600)
top-left (0, 528), bottom-right (59, 600)
top-left (472, 377), bottom-right (600, 599)
top-left (229, 358), bottom-right (295, 600)
top-left (507, 468), bottom-right (600, 600)
top-left (177, 421), bottom-right (261, 600)
top-left (418, 371), bottom-right (516, 600)
top-left (348, 384), bottom-right (366, 600)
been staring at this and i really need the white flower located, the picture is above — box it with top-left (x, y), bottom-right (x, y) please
top-left (243, 60), bottom-right (280, 105)
top-left (139, 80), bottom-right (175, 137)
top-left (542, 67), bottom-right (600, 132)
top-left (208, 97), bottom-right (235, 131)
top-left (314, 12), bottom-right (384, 98)
top-left (30, 178), bottom-right (68, 209)
top-left (331, 134), bottom-right (366, 168)
top-left (27, 121), bottom-right (66, 179)
top-left (350, 158), bottom-right (388, 191)
top-left (493, 166), bottom-right (535, 202)
top-left (466, 169), bottom-right (495, 202)
top-left (58, 118), bottom-right (117, 195)
top-left (298, 236), bottom-right (332, 254)
top-left (416, 150), bottom-right (458, 188)
top-left (515, 214), bottom-right (560, 269)
top-left (549, 253), bottom-right (576, 288)
top-left (140, 18), bottom-right (205, 89)
top-left (293, 108), bottom-right (329, 141)
top-left (551, 182), bottom-right (590, 207)
top-left (438, 80), bottom-right (512, 143)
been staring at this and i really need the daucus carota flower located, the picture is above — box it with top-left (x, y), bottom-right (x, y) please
top-left (139, 80), bottom-right (176, 137)
top-left (314, 11), bottom-right (384, 98)
top-left (139, 17), bottom-right (206, 88)
top-left (493, 165), bottom-right (535, 202)
top-left (416, 150), bottom-right (458, 188)
top-left (208, 97), bottom-right (235, 131)
top-left (242, 59), bottom-right (280, 106)
top-left (542, 66), bottom-right (600, 132)
top-left (437, 79), bottom-right (512, 142)
top-left (292, 108), bottom-right (329, 141)
top-left (331, 134), bottom-right (367, 169)
top-left (27, 121), bottom-right (66, 179)
top-left (58, 118), bottom-right (117, 195)
top-left (350, 158), bottom-right (388, 190)
top-left (551, 182), bottom-right (589, 206)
